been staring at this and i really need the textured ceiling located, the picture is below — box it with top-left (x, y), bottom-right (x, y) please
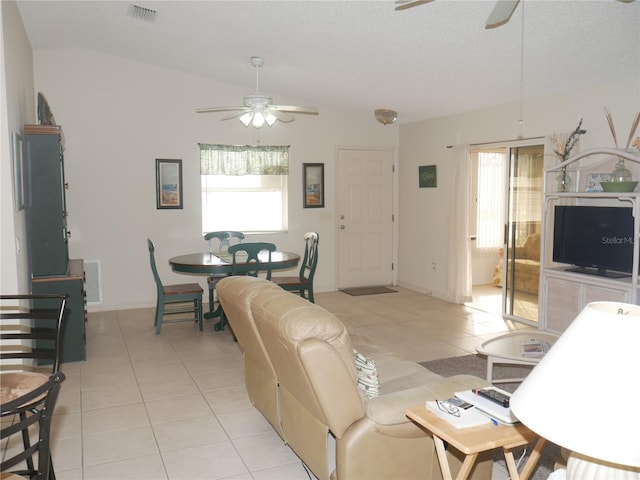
top-left (16, 0), bottom-right (640, 124)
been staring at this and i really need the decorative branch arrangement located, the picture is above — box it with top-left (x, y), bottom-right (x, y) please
top-left (604, 107), bottom-right (640, 149)
top-left (552, 119), bottom-right (587, 162)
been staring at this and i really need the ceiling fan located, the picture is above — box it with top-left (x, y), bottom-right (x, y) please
top-left (395, 0), bottom-right (635, 29)
top-left (196, 56), bottom-right (319, 128)
top-left (393, 0), bottom-right (518, 27)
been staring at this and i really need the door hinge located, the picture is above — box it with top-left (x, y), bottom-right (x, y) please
top-left (392, 165), bottom-right (395, 173)
top-left (392, 214), bottom-right (395, 222)
top-left (392, 263), bottom-right (394, 271)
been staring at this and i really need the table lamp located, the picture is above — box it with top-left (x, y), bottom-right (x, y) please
top-left (510, 301), bottom-right (640, 479)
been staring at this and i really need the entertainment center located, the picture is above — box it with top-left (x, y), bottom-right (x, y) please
top-left (540, 148), bottom-right (640, 333)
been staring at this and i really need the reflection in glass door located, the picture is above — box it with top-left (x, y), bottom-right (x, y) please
top-left (503, 144), bottom-right (544, 323)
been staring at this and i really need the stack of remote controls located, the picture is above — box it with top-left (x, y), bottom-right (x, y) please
top-left (454, 386), bottom-right (519, 424)
top-left (472, 387), bottom-right (510, 407)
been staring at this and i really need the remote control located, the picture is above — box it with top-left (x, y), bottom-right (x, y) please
top-left (473, 388), bottom-right (510, 408)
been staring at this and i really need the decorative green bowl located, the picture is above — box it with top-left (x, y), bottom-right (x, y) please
top-left (600, 181), bottom-right (639, 192)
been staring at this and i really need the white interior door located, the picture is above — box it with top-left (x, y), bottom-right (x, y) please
top-left (336, 148), bottom-right (393, 288)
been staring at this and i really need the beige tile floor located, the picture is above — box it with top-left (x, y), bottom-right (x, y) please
top-left (46, 286), bottom-right (528, 480)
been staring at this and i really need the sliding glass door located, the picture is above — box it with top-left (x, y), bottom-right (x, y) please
top-left (503, 144), bottom-right (544, 323)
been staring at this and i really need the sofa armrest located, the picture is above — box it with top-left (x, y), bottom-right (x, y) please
top-left (299, 338), bottom-right (366, 439)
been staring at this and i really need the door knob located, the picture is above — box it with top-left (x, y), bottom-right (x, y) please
top-left (340, 225), bottom-right (346, 230)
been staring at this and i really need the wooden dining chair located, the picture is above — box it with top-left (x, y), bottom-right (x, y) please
top-left (214, 242), bottom-right (276, 333)
top-left (0, 293), bottom-right (68, 480)
top-left (273, 232), bottom-right (319, 303)
top-left (147, 239), bottom-right (203, 334)
top-left (228, 242), bottom-right (276, 279)
top-left (1, 372), bottom-right (65, 480)
top-left (203, 231), bottom-right (245, 313)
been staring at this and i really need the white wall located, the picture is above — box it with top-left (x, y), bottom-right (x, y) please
top-left (8, 15), bottom-right (639, 309)
top-left (1, 1), bottom-right (35, 295)
top-left (398, 78), bottom-right (640, 300)
top-left (32, 48), bottom-right (399, 310)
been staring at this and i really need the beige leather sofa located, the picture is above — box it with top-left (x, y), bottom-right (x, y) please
top-left (217, 276), bottom-right (493, 480)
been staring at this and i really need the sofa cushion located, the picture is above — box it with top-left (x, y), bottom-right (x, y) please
top-left (366, 374), bottom-right (489, 426)
top-left (517, 233), bottom-right (541, 261)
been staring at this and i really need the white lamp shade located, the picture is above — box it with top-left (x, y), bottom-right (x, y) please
top-left (510, 302), bottom-right (640, 468)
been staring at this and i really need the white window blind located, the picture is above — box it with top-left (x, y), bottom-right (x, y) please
top-left (476, 151), bottom-right (506, 251)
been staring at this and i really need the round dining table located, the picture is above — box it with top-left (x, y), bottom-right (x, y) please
top-left (168, 250), bottom-right (300, 328)
top-left (169, 251), bottom-right (300, 275)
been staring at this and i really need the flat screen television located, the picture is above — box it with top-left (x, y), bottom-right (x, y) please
top-left (553, 205), bottom-right (636, 278)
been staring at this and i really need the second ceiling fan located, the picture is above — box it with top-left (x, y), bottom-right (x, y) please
top-left (394, 0), bottom-right (521, 28)
top-left (395, 0), bottom-right (635, 29)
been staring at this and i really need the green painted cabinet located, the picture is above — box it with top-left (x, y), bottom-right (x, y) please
top-left (25, 125), bottom-right (86, 363)
top-left (24, 124), bottom-right (69, 277)
top-left (32, 260), bottom-right (87, 363)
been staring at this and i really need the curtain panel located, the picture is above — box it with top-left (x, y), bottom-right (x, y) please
top-left (447, 144), bottom-right (473, 304)
top-left (199, 144), bottom-right (290, 175)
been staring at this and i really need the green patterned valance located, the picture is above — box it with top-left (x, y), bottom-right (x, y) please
top-left (199, 144), bottom-right (289, 175)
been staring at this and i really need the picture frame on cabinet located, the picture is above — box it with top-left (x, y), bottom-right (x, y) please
top-left (12, 132), bottom-right (24, 211)
top-left (585, 173), bottom-right (611, 192)
top-left (156, 159), bottom-right (183, 209)
top-left (303, 163), bottom-right (325, 208)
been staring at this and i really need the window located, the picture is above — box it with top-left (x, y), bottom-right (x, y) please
top-left (471, 150), bottom-right (506, 254)
top-left (200, 144), bottom-right (289, 233)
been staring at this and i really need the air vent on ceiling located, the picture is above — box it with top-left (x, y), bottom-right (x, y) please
top-left (127, 4), bottom-right (158, 22)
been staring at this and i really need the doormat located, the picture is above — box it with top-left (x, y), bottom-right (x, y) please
top-left (340, 286), bottom-right (397, 296)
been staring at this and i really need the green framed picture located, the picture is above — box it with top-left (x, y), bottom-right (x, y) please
top-left (419, 165), bottom-right (437, 188)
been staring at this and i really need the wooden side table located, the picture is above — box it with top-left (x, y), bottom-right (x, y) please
top-left (406, 405), bottom-right (547, 480)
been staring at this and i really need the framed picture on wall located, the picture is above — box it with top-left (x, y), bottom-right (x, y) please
top-left (419, 165), bottom-right (437, 188)
top-left (156, 159), bottom-right (183, 209)
top-left (12, 132), bottom-right (24, 211)
top-left (303, 163), bottom-right (325, 208)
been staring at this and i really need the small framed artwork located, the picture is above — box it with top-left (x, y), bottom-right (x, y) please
top-left (585, 173), bottom-right (611, 192)
top-left (12, 132), bottom-right (24, 211)
top-left (419, 165), bottom-right (437, 188)
top-left (156, 159), bottom-right (183, 209)
top-left (303, 163), bottom-right (325, 208)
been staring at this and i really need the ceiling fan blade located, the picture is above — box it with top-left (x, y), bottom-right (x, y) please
top-left (267, 109), bottom-right (295, 123)
top-left (220, 110), bottom-right (252, 121)
top-left (485, 0), bottom-right (520, 29)
top-left (270, 105), bottom-right (319, 115)
top-left (195, 106), bottom-right (248, 114)
top-left (394, 0), bottom-right (434, 11)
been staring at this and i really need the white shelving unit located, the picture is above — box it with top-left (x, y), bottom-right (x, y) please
top-left (540, 148), bottom-right (640, 333)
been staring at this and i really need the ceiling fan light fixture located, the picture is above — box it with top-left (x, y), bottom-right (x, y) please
top-left (265, 113), bottom-right (278, 127)
top-left (252, 112), bottom-right (266, 128)
top-left (375, 109), bottom-right (398, 125)
top-left (239, 112), bottom-right (253, 127)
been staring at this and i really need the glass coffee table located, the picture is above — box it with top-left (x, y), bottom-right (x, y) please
top-left (476, 331), bottom-right (560, 384)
